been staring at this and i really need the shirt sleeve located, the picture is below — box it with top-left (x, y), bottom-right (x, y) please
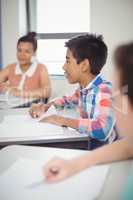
top-left (78, 83), bottom-right (115, 141)
top-left (53, 89), bottom-right (80, 109)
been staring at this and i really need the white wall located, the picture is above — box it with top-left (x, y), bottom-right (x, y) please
top-left (52, 0), bottom-right (133, 96)
top-left (1, 0), bottom-right (27, 66)
top-left (91, 0), bottom-right (133, 81)
top-left (1, 0), bottom-right (19, 66)
top-left (1, 0), bottom-right (133, 97)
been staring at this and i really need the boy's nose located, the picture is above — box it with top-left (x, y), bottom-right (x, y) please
top-left (62, 64), bottom-right (66, 71)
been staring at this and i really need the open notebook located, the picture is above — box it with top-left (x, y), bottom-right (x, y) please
top-left (0, 157), bottom-right (109, 200)
top-left (0, 106), bottom-right (65, 138)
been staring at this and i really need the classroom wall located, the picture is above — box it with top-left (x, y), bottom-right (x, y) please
top-left (1, 0), bottom-right (19, 66)
top-left (1, 0), bottom-right (27, 66)
top-left (1, 0), bottom-right (133, 98)
top-left (52, 0), bottom-right (133, 97)
top-left (91, 0), bottom-right (133, 81)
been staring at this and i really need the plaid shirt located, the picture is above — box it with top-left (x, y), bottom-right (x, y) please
top-left (54, 75), bottom-right (115, 142)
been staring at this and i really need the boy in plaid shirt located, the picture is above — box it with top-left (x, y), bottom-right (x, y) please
top-left (30, 34), bottom-right (116, 149)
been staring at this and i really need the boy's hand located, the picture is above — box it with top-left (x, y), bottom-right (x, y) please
top-left (40, 115), bottom-right (66, 126)
top-left (29, 103), bottom-right (49, 118)
top-left (44, 157), bottom-right (76, 183)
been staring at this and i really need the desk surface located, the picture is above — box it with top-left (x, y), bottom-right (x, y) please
top-left (0, 108), bottom-right (88, 147)
top-left (0, 94), bottom-right (41, 109)
top-left (0, 145), bottom-right (132, 200)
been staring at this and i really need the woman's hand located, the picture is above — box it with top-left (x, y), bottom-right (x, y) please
top-left (0, 83), bottom-right (21, 97)
top-left (0, 82), bottom-right (10, 92)
top-left (9, 87), bottom-right (21, 97)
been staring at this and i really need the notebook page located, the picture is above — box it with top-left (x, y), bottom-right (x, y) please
top-left (0, 157), bottom-right (109, 200)
top-left (0, 105), bottom-right (65, 138)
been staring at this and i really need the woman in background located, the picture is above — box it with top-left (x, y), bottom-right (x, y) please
top-left (0, 32), bottom-right (51, 100)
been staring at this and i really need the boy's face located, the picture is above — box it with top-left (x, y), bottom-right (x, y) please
top-left (62, 49), bottom-right (82, 84)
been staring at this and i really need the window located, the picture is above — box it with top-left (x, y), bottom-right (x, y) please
top-left (36, 0), bottom-right (90, 75)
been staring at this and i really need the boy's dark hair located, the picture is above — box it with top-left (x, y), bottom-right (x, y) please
top-left (17, 32), bottom-right (37, 52)
top-left (65, 34), bottom-right (108, 75)
top-left (114, 42), bottom-right (133, 105)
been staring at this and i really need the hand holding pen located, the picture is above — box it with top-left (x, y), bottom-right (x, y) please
top-left (44, 157), bottom-right (77, 183)
top-left (27, 157), bottom-right (78, 188)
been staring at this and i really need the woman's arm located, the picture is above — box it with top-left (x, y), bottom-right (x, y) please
top-left (0, 66), bottom-right (9, 83)
top-left (0, 66), bottom-right (10, 91)
top-left (44, 139), bottom-right (133, 182)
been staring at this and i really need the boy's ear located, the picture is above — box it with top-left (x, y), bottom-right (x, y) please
top-left (81, 59), bottom-right (90, 72)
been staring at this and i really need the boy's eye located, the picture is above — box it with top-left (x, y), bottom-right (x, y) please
top-left (26, 50), bottom-right (31, 54)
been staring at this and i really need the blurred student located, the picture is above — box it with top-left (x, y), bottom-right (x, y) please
top-left (43, 42), bottom-right (133, 188)
top-left (30, 34), bottom-right (116, 149)
top-left (0, 32), bottom-right (51, 100)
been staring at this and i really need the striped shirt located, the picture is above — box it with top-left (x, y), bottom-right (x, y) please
top-left (54, 74), bottom-right (116, 142)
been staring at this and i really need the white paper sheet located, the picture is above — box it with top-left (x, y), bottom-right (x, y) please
top-left (0, 106), bottom-right (64, 138)
top-left (0, 157), bottom-right (109, 200)
top-left (3, 105), bottom-right (57, 123)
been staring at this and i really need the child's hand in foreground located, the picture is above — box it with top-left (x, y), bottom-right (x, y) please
top-left (44, 157), bottom-right (78, 183)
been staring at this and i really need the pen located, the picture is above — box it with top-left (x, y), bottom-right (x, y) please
top-left (26, 179), bottom-right (45, 189)
top-left (26, 168), bottom-right (59, 189)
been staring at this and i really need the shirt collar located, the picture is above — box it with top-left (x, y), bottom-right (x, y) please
top-left (15, 60), bottom-right (38, 77)
top-left (80, 74), bottom-right (103, 93)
